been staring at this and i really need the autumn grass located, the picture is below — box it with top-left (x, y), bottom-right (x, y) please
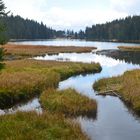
top-left (118, 46), bottom-right (140, 51)
top-left (0, 112), bottom-right (88, 140)
top-left (40, 88), bottom-right (97, 117)
top-left (2, 44), bottom-right (96, 59)
top-left (93, 69), bottom-right (140, 113)
top-left (0, 59), bottom-right (101, 108)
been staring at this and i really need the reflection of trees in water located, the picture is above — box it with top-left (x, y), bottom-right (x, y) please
top-left (97, 50), bottom-right (140, 65)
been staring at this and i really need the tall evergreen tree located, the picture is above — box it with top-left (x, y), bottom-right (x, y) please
top-left (78, 16), bottom-right (140, 42)
top-left (0, 0), bottom-right (8, 67)
top-left (0, 0), bottom-right (8, 45)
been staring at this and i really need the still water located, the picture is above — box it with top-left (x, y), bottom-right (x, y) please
top-left (12, 39), bottom-right (140, 50)
top-left (1, 40), bottom-right (140, 140)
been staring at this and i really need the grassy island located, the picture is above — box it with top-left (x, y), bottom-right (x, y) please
top-left (118, 46), bottom-right (140, 51)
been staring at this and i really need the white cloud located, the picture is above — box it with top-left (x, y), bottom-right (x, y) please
top-left (43, 7), bottom-right (127, 30)
top-left (110, 0), bottom-right (140, 14)
top-left (3, 0), bottom-right (140, 31)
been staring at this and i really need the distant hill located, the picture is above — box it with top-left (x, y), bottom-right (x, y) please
top-left (0, 15), bottom-right (65, 40)
top-left (84, 16), bottom-right (140, 42)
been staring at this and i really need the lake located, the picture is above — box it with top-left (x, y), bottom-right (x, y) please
top-left (2, 39), bottom-right (140, 140)
top-left (12, 39), bottom-right (140, 50)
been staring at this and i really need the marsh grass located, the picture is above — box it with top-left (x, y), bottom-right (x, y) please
top-left (40, 88), bottom-right (97, 117)
top-left (93, 69), bottom-right (140, 113)
top-left (0, 112), bottom-right (88, 140)
top-left (0, 59), bottom-right (101, 108)
top-left (2, 44), bottom-right (96, 58)
top-left (118, 46), bottom-right (140, 51)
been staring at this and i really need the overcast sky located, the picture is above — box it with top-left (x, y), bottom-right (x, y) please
top-left (4, 0), bottom-right (140, 31)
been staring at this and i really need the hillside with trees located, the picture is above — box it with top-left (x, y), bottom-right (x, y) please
top-left (84, 16), bottom-right (140, 42)
top-left (0, 15), bottom-right (66, 40)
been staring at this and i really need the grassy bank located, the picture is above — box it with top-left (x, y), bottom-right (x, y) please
top-left (0, 112), bottom-right (88, 140)
top-left (93, 69), bottom-right (140, 113)
top-left (118, 46), bottom-right (140, 51)
top-left (40, 88), bottom-right (97, 117)
top-left (2, 44), bottom-right (96, 59)
top-left (0, 59), bottom-right (101, 108)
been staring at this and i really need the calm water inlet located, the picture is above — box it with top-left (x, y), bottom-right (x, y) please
top-left (2, 40), bottom-right (140, 140)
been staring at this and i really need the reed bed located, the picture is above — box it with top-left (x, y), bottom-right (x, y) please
top-left (2, 44), bottom-right (96, 57)
top-left (118, 46), bottom-right (140, 51)
top-left (0, 59), bottom-right (101, 108)
top-left (93, 69), bottom-right (140, 113)
top-left (0, 112), bottom-right (88, 140)
top-left (40, 88), bottom-right (97, 117)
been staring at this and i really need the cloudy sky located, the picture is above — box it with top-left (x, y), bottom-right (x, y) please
top-left (4, 0), bottom-right (140, 31)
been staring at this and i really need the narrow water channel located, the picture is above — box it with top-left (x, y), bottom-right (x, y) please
top-left (1, 39), bottom-right (140, 140)
top-left (56, 53), bottom-right (140, 140)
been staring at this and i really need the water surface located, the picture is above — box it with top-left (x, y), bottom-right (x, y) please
top-left (12, 39), bottom-right (140, 50)
top-left (2, 40), bottom-right (140, 140)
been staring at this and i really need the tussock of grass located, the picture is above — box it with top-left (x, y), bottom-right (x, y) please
top-left (118, 46), bottom-right (140, 51)
top-left (0, 59), bottom-right (101, 108)
top-left (93, 69), bottom-right (140, 113)
top-left (0, 112), bottom-right (88, 140)
top-left (3, 44), bottom-right (96, 58)
top-left (40, 88), bottom-right (97, 117)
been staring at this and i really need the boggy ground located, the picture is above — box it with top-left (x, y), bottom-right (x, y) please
top-left (0, 60), bottom-right (100, 139)
top-left (0, 44), bottom-right (101, 139)
top-left (0, 59), bottom-right (101, 108)
top-left (0, 112), bottom-right (89, 140)
top-left (40, 88), bottom-right (97, 117)
top-left (118, 46), bottom-right (140, 51)
top-left (93, 69), bottom-right (140, 113)
top-left (2, 44), bottom-right (96, 60)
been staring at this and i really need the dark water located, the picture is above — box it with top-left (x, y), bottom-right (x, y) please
top-left (1, 40), bottom-right (140, 140)
top-left (96, 50), bottom-right (140, 65)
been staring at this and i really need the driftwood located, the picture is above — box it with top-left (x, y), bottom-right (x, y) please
top-left (96, 90), bottom-right (122, 98)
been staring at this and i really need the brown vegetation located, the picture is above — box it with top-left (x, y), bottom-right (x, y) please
top-left (2, 44), bottom-right (96, 58)
top-left (93, 69), bottom-right (140, 113)
top-left (0, 112), bottom-right (88, 140)
top-left (0, 59), bottom-right (101, 108)
top-left (40, 88), bottom-right (97, 117)
top-left (118, 46), bottom-right (140, 51)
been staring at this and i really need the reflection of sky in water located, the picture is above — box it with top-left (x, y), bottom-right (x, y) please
top-left (56, 53), bottom-right (140, 140)
top-left (2, 50), bottom-right (140, 140)
top-left (13, 39), bottom-right (140, 50)
top-left (0, 98), bottom-right (42, 115)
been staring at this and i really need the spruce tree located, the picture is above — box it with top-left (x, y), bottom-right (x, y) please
top-left (0, 0), bottom-right (8, 66)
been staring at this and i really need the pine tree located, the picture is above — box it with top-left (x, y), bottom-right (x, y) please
top-left (0, 0), bottom-right (8, 65)
top-left (0, 0), bottom-right (8, 45)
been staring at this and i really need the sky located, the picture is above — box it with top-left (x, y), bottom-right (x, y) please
top-left (4, 0), bottom-right (140, 31)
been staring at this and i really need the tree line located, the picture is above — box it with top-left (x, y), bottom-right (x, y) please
top-left (0, 15), bottom-right (67, 40)
top-left (84, 16), bottom-right (140, 42)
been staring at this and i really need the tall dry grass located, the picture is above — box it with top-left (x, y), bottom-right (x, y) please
top-left (40, 88), bottom-right (97, 117)
top-left (3, 44), bottom-right (96, 57)
top-left (118, 46), bottom-right (140, 51)
top-left (0, 112), bottom-right (88, 140)
top-left (0, 59), bottom-right (101, 108)
top-left (93, 69), bottom-right (140, 113)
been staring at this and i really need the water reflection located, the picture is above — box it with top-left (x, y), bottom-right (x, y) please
top-left (0, 98), bottom-right (42, 115)
top-left (96, 50), bottom-right (140, 65)
top-left (55, 53), bottom-right (140, 140)
top-left (12, 39), bottom-right (140, 50)
top-left (1, 49), bottom-right (140, 140)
